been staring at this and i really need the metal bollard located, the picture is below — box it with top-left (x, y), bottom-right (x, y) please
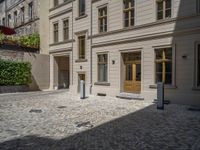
top-left (80, 80), bottom-right (85, 99)
top-left (157, 82), bottom-right (164, 110)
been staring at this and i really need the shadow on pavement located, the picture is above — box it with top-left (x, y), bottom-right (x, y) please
top-left (0, 104), bottom-right (200, 150)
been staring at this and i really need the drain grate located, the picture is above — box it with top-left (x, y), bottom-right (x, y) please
top-left (57, 106), bottom-right (67, 109)
top-left (29, 109), bottom-right (42, 113)
top-left (75, 121), bottom-right (94, 128)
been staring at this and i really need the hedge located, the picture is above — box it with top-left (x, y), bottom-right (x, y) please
top-left (0, 60), bottom-right (31, 86)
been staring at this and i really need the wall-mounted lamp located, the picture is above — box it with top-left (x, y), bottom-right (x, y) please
top-left (112, 60), bottom-right (115, 65)
top-left (182, 54), bottom-right (187, 59)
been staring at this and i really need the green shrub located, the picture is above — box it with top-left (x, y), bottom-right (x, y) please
top-left (0, 60), bottom-right (32, 86)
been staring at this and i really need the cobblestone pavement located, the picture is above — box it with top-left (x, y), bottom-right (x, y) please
top-left (0, 90), bottom-right (200, 150)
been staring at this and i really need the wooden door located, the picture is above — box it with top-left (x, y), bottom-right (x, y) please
top-left (124, 62), bottom-right (141, 93)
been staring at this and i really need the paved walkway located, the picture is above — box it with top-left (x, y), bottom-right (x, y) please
top-left (0, 90), bottom-right (200, 150)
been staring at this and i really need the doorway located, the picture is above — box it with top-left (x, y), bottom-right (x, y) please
top-left (123, 52), bottom-right (141, 93)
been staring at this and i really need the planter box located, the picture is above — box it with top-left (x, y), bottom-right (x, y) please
top-left (0, 85), bottom-right (29, 94)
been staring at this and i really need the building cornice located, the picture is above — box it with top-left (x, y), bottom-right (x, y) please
top-left (92, 0), bottom-right (101, 3)
top-left (49, 7), bottom-right (72, 20)
top-left (14, 17), bottom-right (39, 29)
top-left (49, 39), bottom-right (74, 47)
top-left (90, 15), bottom-right (200, 39)
top-left (49, 0), bottom-right (74, 12)
top-left (49, 48), bottom-right (72, 54)
top-left (6, 0), bottom-right (25, 11)
top-left (91, 27), bottom-right (200, 48)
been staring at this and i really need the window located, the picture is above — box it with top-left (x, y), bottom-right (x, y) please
top-left (155, 48), bottom-right (173, 84)
top-left (98, 54), bottom-right (108, 82)
top-left (79, 0), bottom-right (85, 16)
top-left (54, 0), bottom-right (59, 7)
top-left (63, 19), bottom-right (69, 41)
top-left (14, 11), bottom-right (17, 27)
top-left (78, 35), bottom-right (85, 59)
top-left (2, 18), bottom-right (5, 26)
top-left (123, 0), bottom-right (135, 27)
top-left (197, 44), bottom-right (200, 86)
top-left (98, 7), bottom-right (107, 33)
top-left (28, 2), bottom-right (33, 20)
top-left (21, 7), bottom-right (25, 24)
top-left (53, 23), bottom-right (59, 43)
top-left (157, 0), bottom-right (171, 20)
top-left (8, 14), bottom-right (11, 27)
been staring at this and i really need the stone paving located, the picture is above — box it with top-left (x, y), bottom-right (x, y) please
top-left (0, 90), bottom-right (200, 150)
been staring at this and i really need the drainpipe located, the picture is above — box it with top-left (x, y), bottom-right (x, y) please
top-left (71, 0), bottom-right (74, 85)
top-left (5, 0), bottom-right (8, 26)
top-left (89, 1), bottom-right (93, 94)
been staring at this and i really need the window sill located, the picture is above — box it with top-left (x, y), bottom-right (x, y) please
top-left (75, 59), bottom-right (87, 63)
top-left (94, 82), bottom-right (110, 86)
top-left (149, 84), bottom-right (177, 89)
top-left (75, 14), bottom-right (88, 20)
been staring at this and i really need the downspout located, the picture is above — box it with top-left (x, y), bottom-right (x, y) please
top-left (5, 0), bottom-right (7, 26)
top-left (90, 1), bottom-right (93, 94)
top-left (71, 0), bottom-right (74, 85)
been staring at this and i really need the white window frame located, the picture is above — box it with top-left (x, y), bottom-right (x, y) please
top-left (153, 44), bottom-right (176, 87)
top-left (155, 0), bottom-right (173, 21)
top-left (96, 51), bottom-right (110, 83)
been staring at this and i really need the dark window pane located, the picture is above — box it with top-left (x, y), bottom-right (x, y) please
top-left (79, 0), bottom-right (85, 16)
top-left (131, 0), bottom-right (135, 7)
top-left (156, 49), bottom-right (163, 59)
top-left (136, 64), bottom-right (141, 81)
top-left (131, 10), bottom-right (134, 26)
top-left (126, 64), bottom-right (132, 80)
top-left (157, 2), bottom-right (163, 20)
top-left (166, 0), bottom-right (171, 9)
top-left (165, 73), bottom-right (172, 84)
top-left (156, 63), bottom-right (163, 73)
top-left (79, 36), bottom-right (85, 59)
top-left (104, 18), bottom-right (107, 32)
top-left (156, 73), bottom-right (162, 83)
top-left (166, 62), bottom-right (172, 73)
top-left (166, 9), bottom-right (171, 18)
top-left (165, 48), bottom-right (172, 59)
top-left (124, 19), bottom-right (129, 27)
top-left (124, 0), bottom-right (129, 9)
top-left (157, 2), bottom-right (163, 11)
top-left (157, 11), bottom-right (163, 20)
top-left (54, 0), bottom-right (58, 6)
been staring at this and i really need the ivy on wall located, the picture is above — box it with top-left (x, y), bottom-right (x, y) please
top-left (0, 60), bottom-right (32, 86)
top-left (0, 33), bottom-right (40, 49)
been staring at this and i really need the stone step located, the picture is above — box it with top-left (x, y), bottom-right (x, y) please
top-left (116, 93), bottom-right (144, 100)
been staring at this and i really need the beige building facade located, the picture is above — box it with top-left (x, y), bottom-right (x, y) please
top-left (47, 0), bottom-right (200, 106)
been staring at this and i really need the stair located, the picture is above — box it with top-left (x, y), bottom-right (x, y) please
top-left (116, 92), bottom-right (144, 100)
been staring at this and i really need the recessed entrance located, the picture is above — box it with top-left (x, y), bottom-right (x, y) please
top-left (54, 56), bottom-right (70, 89)
top-left (123, 52), bottom-right (141, 93)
